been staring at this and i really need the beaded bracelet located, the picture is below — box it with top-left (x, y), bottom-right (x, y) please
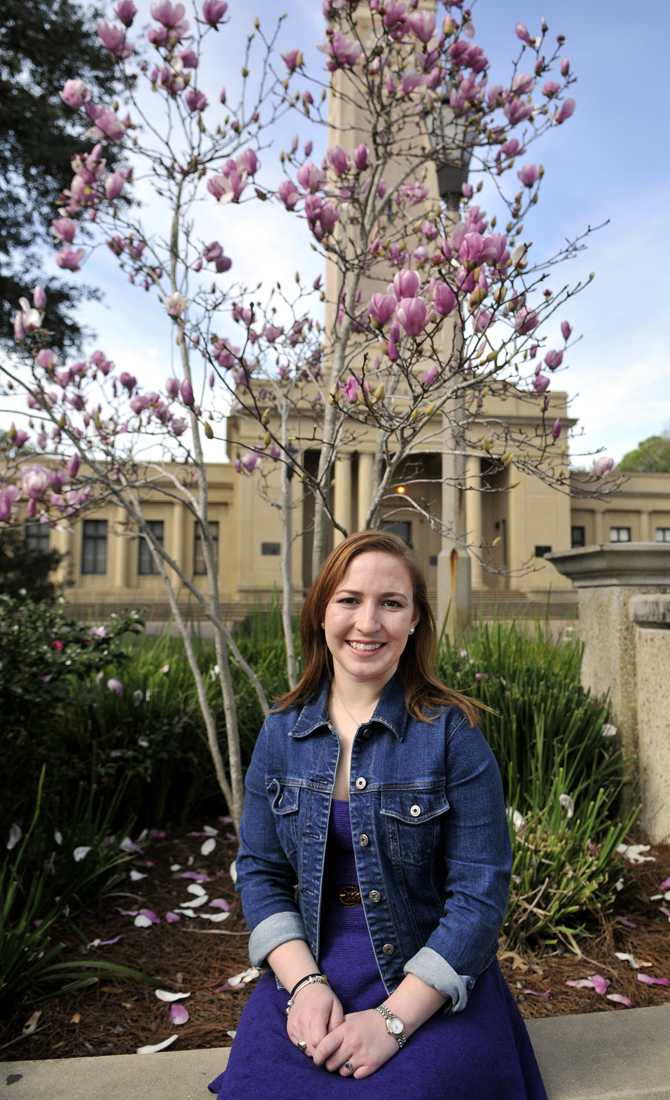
top-left (285, 973), bottom-right (329, 1016)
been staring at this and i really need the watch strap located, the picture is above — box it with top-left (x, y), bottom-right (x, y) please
top-left (375, 1004), bottom-right (408, 1049)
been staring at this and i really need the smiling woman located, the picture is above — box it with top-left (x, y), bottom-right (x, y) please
top-left (208, 531), bottom-right (548, 1098)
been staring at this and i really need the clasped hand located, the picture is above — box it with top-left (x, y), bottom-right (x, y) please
top-left (286, 984), bottom-right (399, 1079)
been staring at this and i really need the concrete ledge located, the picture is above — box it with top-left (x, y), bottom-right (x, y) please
top-left (2, 1005), bottom-right (669, 1099)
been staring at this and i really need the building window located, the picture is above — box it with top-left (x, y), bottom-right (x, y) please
top-left (429, 554), bottom-right (438, 566)
top-left (534, 545), bottom-right (552, 558)
top-left (609, 527), bottom-right (631, 543)
top-left (25, 522), bottom-right (50, 555)
top-left (194, 520), bottom-right (219, 575)
top-left (381, 521), bottom-right (413, 547)
top-left (138, 520), bottom-right (164, 576)
top-left (571, 526), bottom-right (586, 548)
top-left (81, 519), bottom-right (108, 575)
top-left (261, 542), bottom-right (280, 556)
top-left (656, 527), bottom-right (670, 543)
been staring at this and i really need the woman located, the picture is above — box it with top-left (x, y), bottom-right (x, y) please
top-left (209, 531), bottom-right (548, 1098)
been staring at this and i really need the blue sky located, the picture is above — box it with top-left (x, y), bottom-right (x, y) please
top-left (14, 0), bottom-right (670, 467)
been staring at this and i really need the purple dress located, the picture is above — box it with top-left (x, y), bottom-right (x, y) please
top-left (208, 800), bottom-right (548, 1099)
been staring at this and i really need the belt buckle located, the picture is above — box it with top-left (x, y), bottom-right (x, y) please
top-left (337, 885), bottom-right (361, 907)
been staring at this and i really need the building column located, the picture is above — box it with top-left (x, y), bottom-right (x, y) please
top-left (594, 509), bottom-right (604, 546)
top-left (333, 452), bottom-right (352, 544)
top-left (640, 510), bottom-right (651, 542)
top-left (114, 507), bottom-right (129, 589)
top-left (173, 500), bottom-right (187, 573)
top-left (52, 523), bottom-right (74, 588)
top-left (357, 451), bottom-right (374, 531)
top-left (465, 454), bottom-right (483, 590)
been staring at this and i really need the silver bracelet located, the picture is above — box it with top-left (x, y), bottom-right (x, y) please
top-left (285, 973), bottom-right (329, 1016)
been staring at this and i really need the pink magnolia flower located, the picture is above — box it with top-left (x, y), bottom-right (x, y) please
top-left (171, 418), bottom-right (187, 437)
top-left (119, 371), bottom-right (137, 393)
top-left (511, 73), bottom-right (534, 95)
top-left (21, 465), bottom-right (51, 500)
top-left (459, 232), bottom-right (485, 265)
top-left (51, 217), bottom-right (77, 242)
top-left (354, 144), bottom-right (369, 171)
top-left (432, 281), bottom-right (457, 317)
top-left (475, 309), bottom-right (492, 331)
top-left (555, 98), bottom-right (576, 124)
top-left (277, 179), bottom-right (299, 210)
top-left (561, 58), bottom-right (571, 77)
top-left (97, 21), bottom-right (131, 59)
top-left (263, 324), bottom-right (283, 344)
top-left (180, 379), bottom-right (194, 406)
top-left (396, 297), bottom-right (427, 338)
top-left (392, 269), bottom-right (420, 300)
top-left (151, 1), bottom-right (186, 28)
top-left (551, 418), bottom-right (562, 440)
top-left (500, 137), bottom-right (524, 159)
top-left (422, 365), bottom-right (439, 386)
top-left (33, 286), bottom-right (47, 310)
top-left (241, 453), bottom-right (260, 473)
top-left (407, 10), bottom-right (436, 44)
top-left (36, 348), bottom-right (57, 371)
top-left (56, 247), bottom-right (85, 271)
top-left (281, 48), bottom-right (304, 72)
top-left (202, 0), bottom-right (228, 27)
top-left (61, 79), bottom-right (90, 109)
top-left (320, 31), bottom-right (362, 70)
top-left (179, 47), bottom-right (198, 68)
top-left (115, 0), bottom-right (138, 26)
top-left (207, 170), bottom-right (246, 203)
top-left (166, 377), bottom-right (179, 399)
top-left (593, 456), bottom-right (614, 477)
top-left (545, 349), bottom-right (563, 371)
top-left (515, 307), bottom-right (539, 334)
top-left (185, 88), bottom-right (208, 112)
top-left (0, 486), bottom-right (20, 522)
top-left (543, 80), bottom-right (560, 98)
top-left (515, 22), bottom-right (534, 45)
top-left (343, 376), bottom-right (360, 403)
top-left (166, 292), bottom-right (187, 317)
top-left (368, 293), bottom-right (397, 328)
top-left (296, 162), bottom-right (325, 193)
top-left (105, 171), bottom-right (126, 200)
top-left (561, 320), bottom-right (572, 341)
top-left (327, 145), bottom-right (350, 177)
top-left (518, 163), bottom-right (540, 188)
top-left (533, 373), bottom-right (551, 394)
top-left (238, 149), bottom-right (259, 176)
top-left (504, 98), bottom-right (533, 126)
top-left (90, 108), bottom-right (126, 142)
top-left (107, 678), bottom-right (124, 697)
top-left (67, 453), bottom-right (81, 479)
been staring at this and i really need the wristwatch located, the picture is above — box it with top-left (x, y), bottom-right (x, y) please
top-left (375, 1004), bottom-right (408, 1049)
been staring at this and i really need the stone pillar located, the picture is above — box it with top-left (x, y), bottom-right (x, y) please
top-left (173, 500), bottom-right (187, 573)
top-left (52, 523), bottom-right (74, 588)
top-left (114, 507), bottom-right (129, 589)
top-left (333, 452), bottom-right (352, 544)
top-left (640, 510), bottom-right (651, 542)
top-left (629, 595), bottom-right (670, 843)
top-left (547, 543), bottom-right (670, 827)
top-left (594, 509), bottom-right (604, 546)
top-left (357, 451), bottom-right (374, 531)
top-left (465, 454), bottom-right (483, 590)
top-left (437, 442), bottom-right (471, 640)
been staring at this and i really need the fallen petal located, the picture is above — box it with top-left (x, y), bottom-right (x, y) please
top-left (203, 825), bottom-right (219, 836)
top-left (637, 973), bottom-right (670, 986)
top-left (521, 988), bottom-right (551, 999)
top-left (180, 894), bottom-right (209, 909)
top-left (170, 1003), bottom-right (190, 1025)
top-left (176, 908), bottom-right (197, 918)
top-left (177, 871), bottom-right (211, 883)
top-left (208, 898), bottom-right (231, 911)
top-left (589, 975), bottom-right (610, 995)
top-left (616, 843), bottom-right (655, 864)
top-left (134, 914), bottom-right (154, 928)
top-left (22, 1010), bottom-right (42, 1036)
top-left (201, 838), bottom-right (216, 856)
top-left (187, 884), bottom-right (207, 897)
top-left (198, 911), bottom-right (230, 922)
top-left (566, 979), bottom-right (596, 989)
top-left (227, 967), bottom-right (261, 987)
top-left (606, 993), bottom-right (633, 1007)
top-left (165, 911), bottom-right (181, 923)
top-left (660, 907), bottom-right (670, 921)
top-left (226, 1030), bottom-right (236, 1038)
top-left (137, 1035), bottom-right (178, 1054)
top-left (120, 837), bottom-right (144, 854)
top-left (7, 823), bottom-right (22, 850)
top-left (130, 870), bottom-right (147, 881)
top-left (170, 864), bottom-right (182, 872)
top-left (155, 989), bottom-right (191, 1002)
top-left (659, 876), bottom-right (670, 891)
top-left (73, 846), bottom-right (92, 862)
top-left (614, 952), bottom-right (652, 969)
top-left (229, 860), bottom-right (237, 884)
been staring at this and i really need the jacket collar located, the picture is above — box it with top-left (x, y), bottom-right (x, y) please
top-left (289, 673), bottom-right (408, 742)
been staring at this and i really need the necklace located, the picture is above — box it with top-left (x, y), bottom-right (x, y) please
top-left (331, 687), bottom-right (379, 730)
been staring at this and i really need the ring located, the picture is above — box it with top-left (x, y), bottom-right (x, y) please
top-left (297, 1040), bottom-right (307, 1051)
top-left (345, 1061), bottom-right (355, 1073)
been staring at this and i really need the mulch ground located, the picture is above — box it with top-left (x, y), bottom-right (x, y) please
top-left (1, 822), bottom-right (669, 1063)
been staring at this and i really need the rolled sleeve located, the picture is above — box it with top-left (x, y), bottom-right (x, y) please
top-left (403, 946), bottom-right (473, 1014)
top-left (234, 719), bottom-right (308, 967)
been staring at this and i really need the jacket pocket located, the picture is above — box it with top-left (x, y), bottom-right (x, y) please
top-left (267, 778), bottom-right (301, 858)
top-left (380, 786), bottom-right (450, 867)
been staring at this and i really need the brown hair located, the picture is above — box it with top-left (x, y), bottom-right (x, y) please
top-left (275, 530), bottom-right (485, 726)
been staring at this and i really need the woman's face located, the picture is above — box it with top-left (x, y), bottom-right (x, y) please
top-left (323, 551), bottom-right (419, 692)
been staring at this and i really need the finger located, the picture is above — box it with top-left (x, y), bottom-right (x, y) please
top-left (312, 1030), bottom-right (342, 1067)
top-left (328, 999), bottom-right (345, 1030)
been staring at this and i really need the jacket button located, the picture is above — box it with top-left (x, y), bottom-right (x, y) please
top-left (368, 889), bottom-right (381, 903)
top-left (355, 777), bottom-right (367, 790)
top-left (359, 834), bottom-right (370, 847)
top-left (410, 804), bottom-right (421, 817)
top-left (382, 943), bottom-right (395, 956)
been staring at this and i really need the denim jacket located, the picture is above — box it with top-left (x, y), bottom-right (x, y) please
top-left (233, 673), bottom-right (512, 1014)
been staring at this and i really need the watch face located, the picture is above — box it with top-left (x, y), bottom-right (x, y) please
top-left (389, 1017), bottom-right (404, 1035)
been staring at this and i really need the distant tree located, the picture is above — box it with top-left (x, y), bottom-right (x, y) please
top-left (0, 527), bottom-right (64, 601)
top-left (619, 433), bottom-right (670, 474)
top-left (0, 0), bottom-right (120, 352)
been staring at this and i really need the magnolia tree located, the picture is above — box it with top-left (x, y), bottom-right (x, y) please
top-left (0, 0), bottom-right (620, 826)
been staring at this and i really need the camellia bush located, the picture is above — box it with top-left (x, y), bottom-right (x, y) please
top-left (0, 0), bottom-right (621, 826)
